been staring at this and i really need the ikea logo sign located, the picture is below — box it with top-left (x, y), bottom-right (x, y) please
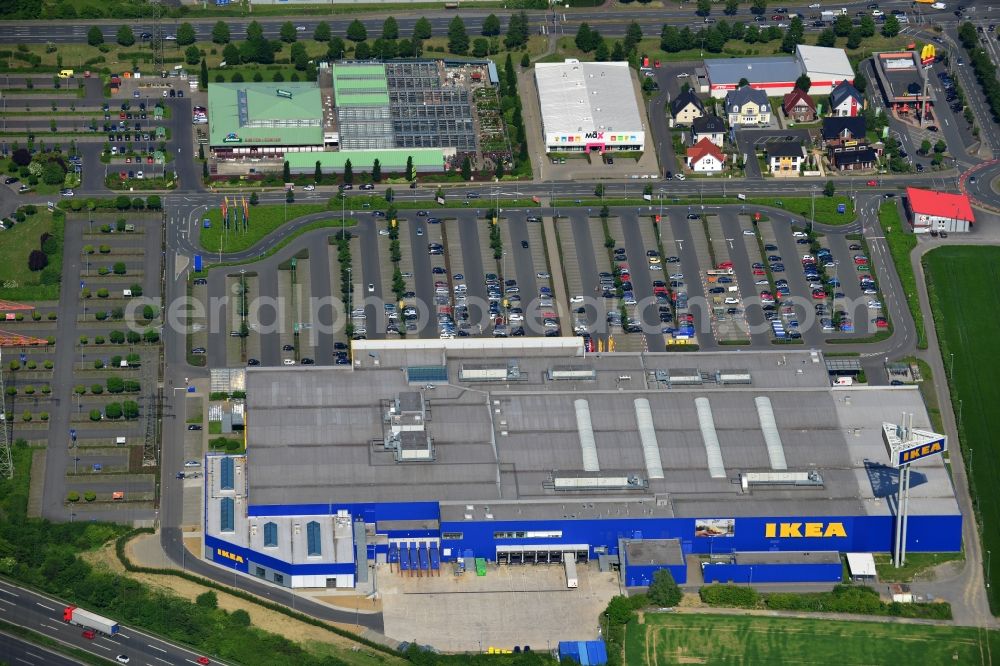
top-left (899, 440), bottom-right (945, 465)
top-left (217, 548), bottom-right (244, 564)
top-left (765, 522), bottom-right (847, 539)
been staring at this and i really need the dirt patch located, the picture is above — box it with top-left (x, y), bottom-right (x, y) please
top-left (315, 595), bottom-right (383, 612)
top-left (80, 542), bottom-right (401, 662)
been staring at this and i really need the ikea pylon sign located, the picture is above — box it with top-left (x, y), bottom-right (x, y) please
top-left (897, 437), bottom-right (947, 466)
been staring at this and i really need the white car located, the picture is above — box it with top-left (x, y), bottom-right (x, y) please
top-left (283, 359), bottom-right (296, 365)
top-left (755, 279), bottom-right (769, 286)
top-left (183, 460), bottom-right (201, 467)
top-left (378, 229), bottom-right (390, 236)
top-left (724, 297), bottom-right (740, 305)
top-left (872, 9), bottom-right (883, 16)
top-left (303, 184), bottom-right (315, 191)
top-left (570, 295), bottom-right (584, 303)
top-left (792, 231), bottom-right (808, 238)
top-left (674, 173), bottom-right (686, 181)
top-left (931, 1), bottom-right (945, 8)
top-left (743, 230), bottom-right (755, 236)
top-left (536, 272), bottom-right (550, 279)
top-left (649, 264), bottom-right (663, 271)
top-left (676, 72), bottom-right (690, 78)
top-left (867, 300), bottom-right (882, 309)
top-left (809, 2), bottom-right (820, 6)
top-left (116, 656), bottom-right (130, 664)
top-left (509, 313), bottom-right (524, 322)
top-left (136, 171), bottom-right (143, 179)
top-left (367, 283), bottom-right (375, 292)
top-left (296, 25), bottom-right (306, 31)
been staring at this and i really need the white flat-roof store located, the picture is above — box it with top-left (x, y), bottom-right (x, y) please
top-left (535, 60), bottom-right (646, 154)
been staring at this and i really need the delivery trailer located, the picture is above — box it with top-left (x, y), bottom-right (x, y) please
top-left (63, 605), bottom-right (120, 636)
top-left (565, 553), bottom-right (579, 588)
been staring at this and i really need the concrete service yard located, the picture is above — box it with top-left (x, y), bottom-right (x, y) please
top-left (379, 560), bottom-right (619, 652)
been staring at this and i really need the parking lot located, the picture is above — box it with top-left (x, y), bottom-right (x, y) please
top-left (187, 199), bottom-right (896, 366)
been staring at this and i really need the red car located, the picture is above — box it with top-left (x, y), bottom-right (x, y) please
top-left (753, 268), bottom-right (766, 276)
top-left (654, 60), bottom-right (661, 68)
top-left (718, 261), bottom-right (733, 269)
top-left (874, 317), bottom-right (889, 329)
top-left (867, 179), bottom-right (878, 186)
top-left (812, 289), bottom-right (827, 299)
top-left (772, 14), bottom-right (783, 19)
top-left (82, 630), bottom-right (95, 639)
top-left (854, 256), bottom-right (868, 264)
top-left (119, 171), bottom-right (127, 180)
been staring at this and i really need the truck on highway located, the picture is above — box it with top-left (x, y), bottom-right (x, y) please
top-left (63, 605), bottom-right (120, 636)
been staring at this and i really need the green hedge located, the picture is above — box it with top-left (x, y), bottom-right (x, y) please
top-left (700, 584), bottom-right (759, 608)
top-left (700, 583), bottom-right (952, 620)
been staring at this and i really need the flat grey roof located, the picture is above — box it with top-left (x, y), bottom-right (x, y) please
top-left (735, 551), bottom-right (841, 565)
top-left (625, 539), bottom-right (684, 566)
top-left (534, 61), bottom-right (643, 135)
top-left (244, 347), bottom-right (959, 520)
top-left (706, 57), bottom-right (802, 85)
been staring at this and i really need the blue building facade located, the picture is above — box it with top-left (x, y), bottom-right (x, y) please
top-left (206, 498), bottom-right (962, 584)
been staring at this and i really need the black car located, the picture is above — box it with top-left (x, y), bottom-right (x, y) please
top-left (191, 347), bottom-right (206, 354)
top-left (3, 177), bottom-right (18, 185)
top-left (247, 358), bottom-right (261, 366)
top-left (521, 240), bottom-right (529, 248)
top-left (282, 344), bottom-right (294, 351)
top-left (301, 358), bottom-right (315, 365)
top-left (187, 424), bottom-right (202, 431)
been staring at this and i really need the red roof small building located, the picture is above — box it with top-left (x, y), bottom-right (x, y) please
top-left (905, 187), bottom-right (975, 234)
top-left (782, 88), bottom-right (816, 122)
top-left (686, 138), bottom-right (726, 173)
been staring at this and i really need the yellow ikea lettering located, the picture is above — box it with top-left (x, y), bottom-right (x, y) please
top-left (901, 442), bottom-right (943, 463)
top-left (765, 522), bottom-right (847, 538)
top-left (217, 548), bottom-right (244, 564)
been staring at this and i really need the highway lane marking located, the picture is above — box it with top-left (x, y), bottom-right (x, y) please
top-left (0, 598), bottom-right (13, 605)
top-left (93, 643), bottom-right (111, 651)
top-left (41, 624), bottom-right (63, 632)
top-left (155, 657), bottom-right (172, 665)
top-left (34, 602), bottom-right (55, 611)
top-left (118, 632), bottom-right (131, 639)
top-left (15, 658), bottom-right (32, 665)
top-left (0, 588), bottom-right (19, 597)
top-left (148, 643), bottom-right (168, 653)
top-left (25, 653), bottom-right (42, 661)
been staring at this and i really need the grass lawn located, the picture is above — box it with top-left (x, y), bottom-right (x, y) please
top-left (874, 551), bottom-right (964, 583)
top-left (627, 613), bottom-right (1000, 665)
top-left (924, 245), bottom-right (1000, 614)
top-left (879, 200), bottom-right (927, 349)
top-left (0, 209), bottom-right (62, 301)
top-left (199, 202), bottom-right (333, 253)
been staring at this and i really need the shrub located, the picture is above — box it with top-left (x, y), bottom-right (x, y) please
top-left (67, 491), bottom-right (80, 502)
top-left (84, 244), bottom-right (95, 254)
top-left (39, 412), bottom-right (49, 421)
top-left (196, 591), bottom-right (218, 609)
top-left (107, 377), bottom-right (125, 394)
top-left (43, 360), bottom-right (53, 369)
top-left (109, 330), bottom-right (125, 344)
top-left (104, 402), bottom-right (123, 420)
top-left (95, 311), bottom-right (107, 321)
top-left (113, 262), bottom-right (127, 275)
top-left (126, 331), bottom-right (141, 344)
top-left (701, 584), bottom-right (760, 608)
top-left (23, 385), bottom-right (34, 395)
top-left (21, 411), bottom-right (31, 422)
top-left (84, 491), bottom-right (97, 502)
top-left (99, 244), bottom-right (111, 253)
top-left (8, 361), bottom-right (19, 371)
top-left (81, 288), bottom-right (91, 299)
top-left (94, 335), bottom-right (105, 344)
top-left (31, 311), bottom-right (41, 321)
top-left (91, 384), bottom-right (103, 395)
top-left (93, 359), bottom-right (104, 369)
top-left (47, 312), bottom-right (57, 320)
top-left (28, 249), bottom-right (48, 271)
top-left (97, 288), bottom-right (109, 298)
top-left (26, 360), bottom-right (36, 369)
top-left (97, 267), bottom-right (109, 276)
top-left (40, 386), bottom-right (50, 395)
top-left (89, 409), bottom-right (102, 421)
top-left (647, 569), bottom-right (682, 607)
top-left (74, 385), bottom-right (86, 395)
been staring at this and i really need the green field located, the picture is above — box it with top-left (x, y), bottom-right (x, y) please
top-left (924, 246), bottom-right (1000, 613)
top-left (199, 202), bottom-right (335, 253)
top-left (627, 613), bottom-right (1000, 665)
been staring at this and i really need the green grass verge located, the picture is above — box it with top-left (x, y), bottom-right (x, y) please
top-left (202, 218), bottom-right (356, 270)
top-left (551, 195), bottom-right (855, 225)
top-left (626, 613), bottom-right (999, 665)
top-left (0, 209), bottom-right (63, 301)
top-left (879, 201), bottom-right (927, 349)
top-left (924, 245), bottom-right (1000, 614)
top-left (199, 202), bottom-right (333, 253)
top-left (341, 195), bottom-right (540, 211)
top-left (874, 551), bottom-right (965, 583)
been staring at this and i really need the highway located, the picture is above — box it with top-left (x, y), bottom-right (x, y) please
top-left (0, 578), bottom-right (214, 666)
top-left (0, 0), bottom-right (979, 44)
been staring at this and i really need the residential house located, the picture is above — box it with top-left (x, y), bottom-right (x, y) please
top-left (831, 146), bottom-right (878, 171)
top-left (725, 87), bottom-right (771, 126)
top-left (670, 88), bottom-right (706, 126)
top-left (767, 141), bottom-right (805, 176)
top-left (782, 88), bottom-right (817, 122)
top-left (690, 115), bottom-right (727, 148)
top-left (686, 138), bottom-right (726, 173)
top-left (822, 116), bottom-right (867, 144)
top-left (829, 80), bottom-right (864, 117)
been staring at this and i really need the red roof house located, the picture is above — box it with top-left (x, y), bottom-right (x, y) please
top-left (686, 138), bottom-right (726, 173)
top-left (782, 88), bottom-right (816, 122)
top-left (905, 187), bottom-right (975, 233)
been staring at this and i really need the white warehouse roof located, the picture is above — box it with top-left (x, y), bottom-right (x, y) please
top-left (796, 45), bottom-right (855, 83)
top-left (535, 61), bottom-right (643, 135)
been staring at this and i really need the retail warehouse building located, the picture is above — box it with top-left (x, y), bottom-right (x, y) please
top-left (535, 60), bottom-right (645, 154)
top-left (208, 60), bottom-right (498, 173)
top-left (202, 341), bottom-right (960, 589)
top-left (705, 45), bottom-right (854, 99)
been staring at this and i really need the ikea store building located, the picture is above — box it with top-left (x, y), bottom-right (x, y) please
top-left (203, 340), bottom-right (960, 589)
